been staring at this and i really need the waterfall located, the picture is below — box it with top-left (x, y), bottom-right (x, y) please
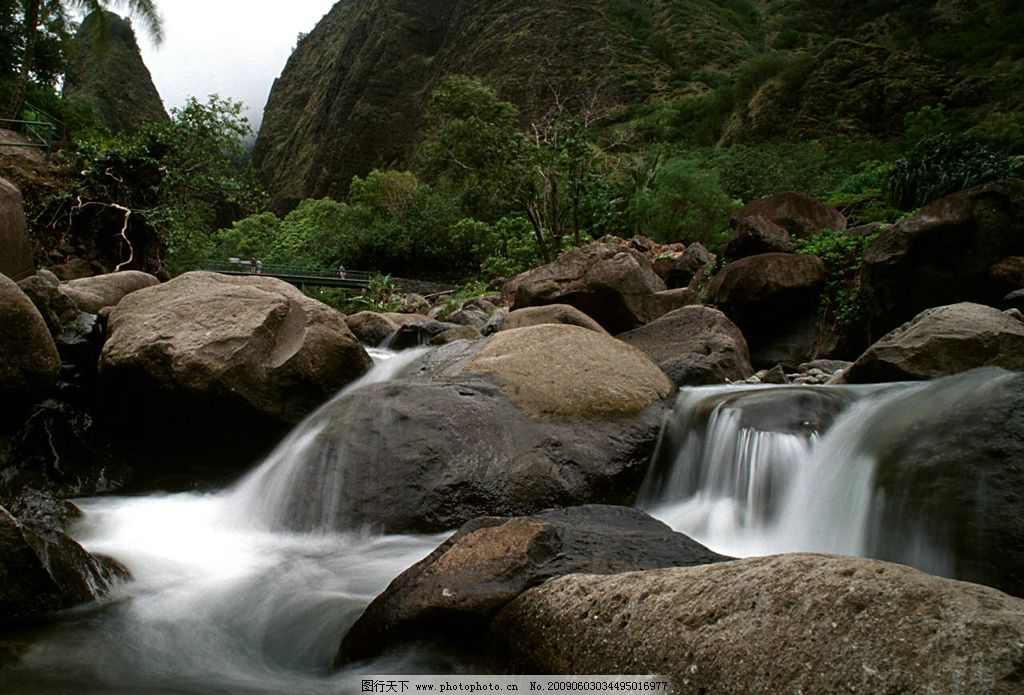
top-left (638, 369), bottom-right (1016, 575)
top-left (0, 348), bottom-right (449, 695)
top-left (223, 347), bottom-right (429, 533)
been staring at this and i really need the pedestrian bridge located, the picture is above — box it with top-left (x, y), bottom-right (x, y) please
top-left (199, 260), bottom-right (374, 290)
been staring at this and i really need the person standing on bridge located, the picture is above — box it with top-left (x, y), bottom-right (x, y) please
top-left (249, 257), bottom-right (257, 274)
top-left (256, 259), bottom-right (263, 275)
top-left (338, 263), bottom-right (347, 279)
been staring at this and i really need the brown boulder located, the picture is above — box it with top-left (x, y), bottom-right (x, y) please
top-left (731, 192), bottom-right (846, 239)
top-left (617, 306), bottom-right (753, 386)
top-left (707, 253), bottom-right (827, 367)
top-left (59, 270), bottom-right (159, 313)
top-left (991, 256), bottom-right (1024, 291)
top-left (511, 243), bottom-right (669, 334)
top-left (344, 311), bottom-right (400, 346)
top-left (862, 179), bottom-right (1024, 335)
top-left (502, 304), bottom-right (608, 334)
top-left (843, 302), bottom-right (1024, 383)
top-left (0, 506), bottom-right (123, 623)
top-left (493, 554), bottom-right (1024, 694)
top-left (99, 272), bottom-right (372, 468)
top-left (0, 178), bottom-right (34, 281)
top-left (0, 274), bottom-right (60, 408)
top-left (464, 325), bottom-right (673, 419)
top-left (17, 274), bottom-right (80, 336)
top-left (336, 505), bottom-right (728, 664)
top-left (722, 214), bottom-right (797, 260)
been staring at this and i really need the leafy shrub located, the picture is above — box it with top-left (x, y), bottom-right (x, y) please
top-left (796, 228), bottom-right (881, 327)
top-left (884, 134), bottom-right (1024, 210)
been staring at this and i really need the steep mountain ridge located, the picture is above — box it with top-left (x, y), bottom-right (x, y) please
top-left (254, 0), bottom-right (1021, 212)
top-left (64, 11), bottom-right (168, 135)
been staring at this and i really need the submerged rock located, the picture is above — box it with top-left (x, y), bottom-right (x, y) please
top-left (0, 505), bottom-right (125, 624)
top-left (862, 179), bottom-right (1024, 335)
top-left (868, 368), bottom-right (1024, 598)
top-left (492, 553), bottom-right (1024, 693)
top-left (336, 505), bottom-right (727, 664)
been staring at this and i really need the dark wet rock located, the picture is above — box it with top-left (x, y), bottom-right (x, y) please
top-left (0, 505), bottom-right (125, 624)
top-left (861, 179), bottom-right (1024, 335)
top-left (262, 326), bottom-right (672, 533)
top-left (386, 321), bottom-right (462, 349)
top-left (617, 306), bottom-right (753, 386)
top-left (336, 505), bottom-right (728, 664)
top-left (510, 243), bottom-right (669, 334)
top-left (722, 215), bottom-right (797, 260)
top-left (16, 275), bottom-right (80, 336)
top-left (707, 253), bottom-right (827, 368)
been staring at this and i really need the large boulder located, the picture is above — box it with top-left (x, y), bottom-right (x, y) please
top-left (99, 272), bottom-right (372, 469)
top-left (0, 274), bottom-right (60, 410)
top-left (707, 253), bottom-right (827, 367)
top-left (336, 505), bottom-right (728, 664)
top-left (0, 178), bottom-right (34, 281)
top-left (58, 270), bottom-right (159, 314)
top-left (253, 326), bottom-right (673, 533)
top-left (861, 179), bottom-right (1024, 335)
top-left (501, 304), bottom-right (607, 334)
top-left (510, 243), bottom-right (671, 334)
top-left (344, 311), bottom-right (400, 346)
top-left (867, 368), bottom-right (1024, 598)
top-left (492, 554), bottom-right (1024, 693)
top-left (462, 325), bottom-right (672, 418)
top-left (843, 302), bottom-right (1024, 383)
top-left (730, 192), bottom-right (846, 239)
top-left (617, 306), bottom-right (753, 386)
top-left (17, 274), bottom-right (80, 336)
top-left (721, 214), bottom-right (797, 260)
top-left (0, 505), bottom-right (123, 624)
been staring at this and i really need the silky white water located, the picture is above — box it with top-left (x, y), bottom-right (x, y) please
top-left (638, 368), bottom-right (1014, 577)
top-left (0, 348), bottom-right (451, 695)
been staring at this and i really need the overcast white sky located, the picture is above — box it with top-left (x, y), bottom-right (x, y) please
top-left (134, 0), bottom-right (338, 131)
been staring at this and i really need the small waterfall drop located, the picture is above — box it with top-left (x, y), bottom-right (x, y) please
top-left (0, 347), bottom-right (450, 695)
top-left (224, 346), bottom-right (429, 533)
top-left (639, 369), bottom-right (1016, 575)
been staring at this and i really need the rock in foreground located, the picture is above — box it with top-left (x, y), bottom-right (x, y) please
top-left (493, 553), bottom-right (1024, 694)
top-left (336, 505), bottom-right (727, 663)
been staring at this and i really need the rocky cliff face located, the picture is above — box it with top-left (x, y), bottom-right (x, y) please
top-left (253, 0), bottom-right (766, 212)
top-left (254, 0), bottom-right (1020, 212)
top-left (64, 11), bottom-right (167, 135)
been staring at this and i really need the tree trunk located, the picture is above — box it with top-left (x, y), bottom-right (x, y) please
top-left (5, 0), bottom-right (41, 120)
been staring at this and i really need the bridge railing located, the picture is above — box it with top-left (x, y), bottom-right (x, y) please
top-left (199, 259), bottom-right (375, 286)
top-left (0, 102), bottom-right (65, 159)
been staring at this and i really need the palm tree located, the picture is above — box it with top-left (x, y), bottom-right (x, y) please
top-left (5, 0), bottom-right (163, 119)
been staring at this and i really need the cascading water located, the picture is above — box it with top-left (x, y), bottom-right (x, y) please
top-left (638, 368), bottom-right (1017, 579)
top-left (0, 349), bottom-right (450, 695)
